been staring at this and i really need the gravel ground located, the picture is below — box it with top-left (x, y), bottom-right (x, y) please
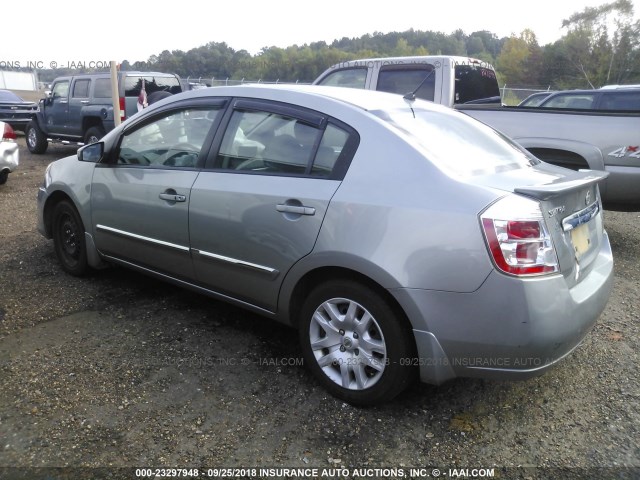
top-left (0, 137), bottom-right (638, 480)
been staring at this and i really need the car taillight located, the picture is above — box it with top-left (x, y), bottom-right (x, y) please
top-left (481, 195), bottom-right (559, 276)
top-left (2, 123), bottom-right (17, 141)
top-left (119, 97), bottom-right (126, 121)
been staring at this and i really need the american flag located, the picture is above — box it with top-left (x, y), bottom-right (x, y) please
top-left (137, 79), bottom-right (148, 111)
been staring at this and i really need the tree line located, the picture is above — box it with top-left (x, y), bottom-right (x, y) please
top-left (37, 0), bottom-right (639, 90)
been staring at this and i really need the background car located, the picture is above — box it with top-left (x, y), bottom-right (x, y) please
top-left (537, 87), bottom-right (640, 110)
top-left (25, 71), bottom-right (183, 154)
top-left (0, 89), bottom-right (38, 133)
top-left (37, 85), bottom-right (613, 405)
top-left (517, 91), bottom-right (556, 107)
top-left (0, 121), bottom-right (19, 184)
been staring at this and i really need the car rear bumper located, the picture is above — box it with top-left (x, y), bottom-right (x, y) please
top-left (0, 142), bottom-right (19, 173)
top-left (392, 231), bottom-right (614, 385)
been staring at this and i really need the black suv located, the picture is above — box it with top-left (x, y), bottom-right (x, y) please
top-left (26, 71), bottom-right (182, 153)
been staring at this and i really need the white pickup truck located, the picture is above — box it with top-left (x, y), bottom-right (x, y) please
top-left (313, 56), bottom-right (640, 210)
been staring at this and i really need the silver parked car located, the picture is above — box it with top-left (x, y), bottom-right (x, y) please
top-left (0, 121), bottom-right (19, 185)
top-left (37, 85), bottom-right (614, 405)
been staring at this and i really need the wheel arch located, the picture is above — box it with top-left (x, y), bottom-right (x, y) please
top-left (517, 138), bottom-right (605, 171)
top-left (82, 117), bottom-right (105, 134)
top-left (283, 265), bottom-right (416, 348)
top-left (42, 190), bottom-right (74, 238)
top-left (31, 112), bottom-right (47, 132)
top-left (42, 190), bottom-right (106, 269)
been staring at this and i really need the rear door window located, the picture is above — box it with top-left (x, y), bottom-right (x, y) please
top-left (72, 79), bottom-right (90, 98)
top-left (94, 78), bottom-right (112, 98)
top-left (214, 101), bottom-right (358, 179)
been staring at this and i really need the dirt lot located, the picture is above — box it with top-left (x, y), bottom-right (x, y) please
top-left (0, 136), bottom-right (639, 480)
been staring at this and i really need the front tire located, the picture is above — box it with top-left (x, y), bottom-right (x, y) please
top-left (25, 121), bottom-right (48, 154)
top-left (52, 200), bottom-right (89, 276)
top-left (299, 280), bottom-right (416, 406)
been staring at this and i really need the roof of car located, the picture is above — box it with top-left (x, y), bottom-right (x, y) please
top-left (179, 83), bottom-right (450, 115)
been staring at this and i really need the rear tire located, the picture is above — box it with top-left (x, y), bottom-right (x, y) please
top-left (299, 279), bottom-right (416, 406)
top-left (84, 126), bottom-right (105, 145)
top-left (52, 200), bottom-right (89, 276)
top-left (26, 121), bottom-right (48, 154)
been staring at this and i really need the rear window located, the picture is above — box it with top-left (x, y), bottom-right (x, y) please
top-left (372, 106), bottom-right (539, 177)
top-left (454, 65), bottom-right (500, 104)
top-left (599, 91), bottom-right (640, 110)
top-left (124, 75), bottom-right (182, 97)
top-left (377, 65), bottom-right (435, 101)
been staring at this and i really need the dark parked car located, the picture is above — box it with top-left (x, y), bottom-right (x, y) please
top-left (26, 71), bottom-right (182, 154)
top-left (518, 91), bottom-right (556, 107)
top-left (0, 90), bottom-right (38, 133)
top-left (537, 88), bottom-right (640, 110)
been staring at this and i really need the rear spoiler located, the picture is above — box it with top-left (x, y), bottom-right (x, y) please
top-left (514, 170), bottom-right (609, 201)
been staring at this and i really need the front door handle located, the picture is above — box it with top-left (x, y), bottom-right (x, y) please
top-left (276, 204), bottom-right (315, 216)
top-left (159, 193), bottom-right (186, 202)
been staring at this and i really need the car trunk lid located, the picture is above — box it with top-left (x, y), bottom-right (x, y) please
top-left (478, 168), bottom-right (608, 287)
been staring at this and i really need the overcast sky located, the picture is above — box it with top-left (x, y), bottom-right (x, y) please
top-left (4, 0), bottom-right (639, 68)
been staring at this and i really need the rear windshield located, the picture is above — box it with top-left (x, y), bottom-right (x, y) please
top-left (372, 107), bottom-right (539, 177)
top-left (454, 65), bottom-right (500, 104)
top-left (124, 75), bottom-right (182, 96)
top-left (377, 65), bottom-right (435, 101)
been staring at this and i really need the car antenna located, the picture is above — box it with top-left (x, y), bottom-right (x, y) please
top-left (403, 68), bottom-right (436, 102)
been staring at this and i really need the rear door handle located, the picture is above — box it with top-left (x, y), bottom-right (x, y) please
top-left (276, 204), bottom-right (316, 216)
top-left (159, 193), bottom-right (186, 202)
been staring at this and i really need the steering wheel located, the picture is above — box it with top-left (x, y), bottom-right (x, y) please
top-left (163, 143), bottom-right (200, 166)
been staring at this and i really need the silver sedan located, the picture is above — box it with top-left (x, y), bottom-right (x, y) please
top-left (37, 85), bottom-right (614, 405)
top-left (0, 121), bottom-right (19, 185)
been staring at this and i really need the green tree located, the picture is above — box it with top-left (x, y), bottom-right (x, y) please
top-left (560, 0), bottom-right (639, 87)
top-left (496, 30), bottom-right (541, 85)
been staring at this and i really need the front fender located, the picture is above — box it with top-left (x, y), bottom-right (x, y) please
top-left (41, 155), bottom-right (96, 240)
top-left (32, 106), bottom-right (50, 135)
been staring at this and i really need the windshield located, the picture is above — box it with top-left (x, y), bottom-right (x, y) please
top-left (372, 107), bottom-right (539, 177)
top-left (455, 65), bottom-right (500, 103)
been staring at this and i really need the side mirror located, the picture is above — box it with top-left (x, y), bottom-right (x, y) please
top-left (78, 142), bottom-right (103, 163)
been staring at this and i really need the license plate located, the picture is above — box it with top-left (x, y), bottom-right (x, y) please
top-left (571, 223), bottom-right (591, 258)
